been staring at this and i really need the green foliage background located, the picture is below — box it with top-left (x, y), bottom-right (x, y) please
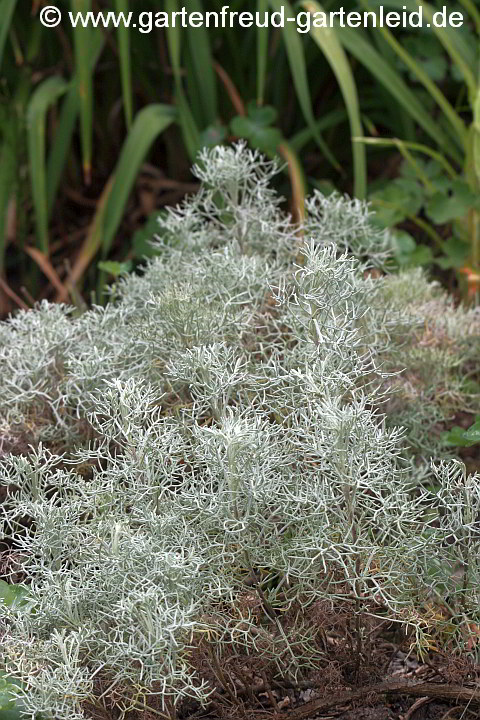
top-left (0, 0), bottom-right (478, 304)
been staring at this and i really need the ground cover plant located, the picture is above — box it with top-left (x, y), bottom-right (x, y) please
top-left (0, 144), bottom-right (480, 720)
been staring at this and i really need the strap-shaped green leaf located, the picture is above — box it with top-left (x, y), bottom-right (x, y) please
top-left (302, 0), bottom-right (366, 199)
top-left (336, 25), bottom-right (462, 165)
top-left (0, 0), bottom-right (17, 72)
top-left (114, 0), bottom-right (134, 129)
top-left (70, 0), bottom-right (94, 183)
top-left (101, 104), bottom-right (178, 258)
top-left (27, 76), bottom-right (68, 253)
top-left (268, 0), bottom-right (340, 171)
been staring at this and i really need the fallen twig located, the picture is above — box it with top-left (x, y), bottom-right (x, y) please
top-left (253, 680), bottom-right (480, 720)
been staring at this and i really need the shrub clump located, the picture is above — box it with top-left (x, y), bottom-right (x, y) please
top-left (0, 143), bottom-right (479, 719)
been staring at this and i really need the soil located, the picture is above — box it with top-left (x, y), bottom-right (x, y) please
top-left (176, 680), bottom-right (479, 720)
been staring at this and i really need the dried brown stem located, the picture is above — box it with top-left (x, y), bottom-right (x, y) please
top-left (253, 680), bottom-right (480, 720)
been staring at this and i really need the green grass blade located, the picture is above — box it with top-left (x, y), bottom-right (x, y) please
top-left (470, 87), bottom-right (480, 269)
top-left (355, 137), bottom-right (458, 180)
top-left (175, 90), bottom-right (200, 160)
top-left (46, 87), bottom-right (79, 215)
top-left (114, 0), bottom-right (133, 129)
top-left (417, 1), bottom-right (477, 104)
top-left (358, 1), bottom-right (467, 150)
top-left (290, 108), bottom-right (348, 152)
top-left (101, 104), bottom-right (177, 257)
top-left (256, 0), bottom-right (269, 104)
top-left (184, 47), bottom-right (205, 124)
top-left (164, 3), bottom-right (189, 96)
top-left (66, 106), bottom-right (177, 298)
top-left (186, 0), bottom-right (217, 125)
top-left (27, 76), bottom-right (68, 254)
top-left (302, 0), bottom-right (366, 198)
top-left (164, 0), bottom-right (200, 158)
top-left (267, 0), bottom-right (340, 171)
top-left (474, 87), bottom-right (480, 190)
top-left (366, 0), bottom-right (476, 126)
top-left (60, 175), bottom-right (114, 303)
top-left (336, 25), bottom-right (463, 165)
top-left (0, 131), bottom-right (16, 276)
top-left (71, 0), bottom-right (94, 183)
top-left (458, 0), bottom-right (480, 33)
top-left (375, 0), bottom-right (477, 96)
top-left (0, 0), bottom-right (17, 71)
top-left (379, 26), bottom-right (466, 148)
top-left (370, 0), bottom-right (477, 72)
top-left (47, 30), bottom-right (104, 215)
top-left (471, 87), bottom-right (480, 268)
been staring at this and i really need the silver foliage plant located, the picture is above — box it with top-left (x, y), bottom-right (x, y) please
top-left (0, 142), bottom-right (479, 719)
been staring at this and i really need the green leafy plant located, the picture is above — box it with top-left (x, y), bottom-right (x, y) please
top-left (0, 673), bottom-right (24, 720)
top-left (328, 0), bottom-right (480, 296)
top-left (230, 102), bottom-right (283, 154)
top-left (0, 580), bottom-right (29, 609)
top-left (368, 156), bottom-right (478, 272)
top-left (443, 415), bottom-right (480, 447)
